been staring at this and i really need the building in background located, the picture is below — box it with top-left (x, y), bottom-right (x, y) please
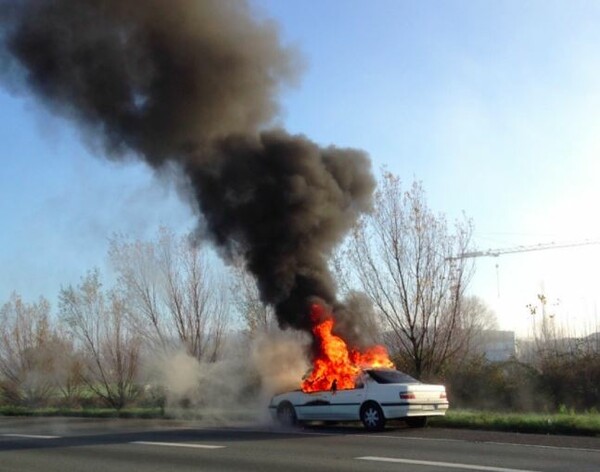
top-left (473, 330), bottom-right (517, 362)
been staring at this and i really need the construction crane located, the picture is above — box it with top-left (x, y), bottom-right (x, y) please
top-left (446, 239), bottom-right (600, 297)
top-left (446, 239), bottom-right (600, 261)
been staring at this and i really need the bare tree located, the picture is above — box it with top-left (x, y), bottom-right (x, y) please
top-left (109, 228), bottom-right (229, 362)
top-left (230, 261), bottom-right (275, 337)
top-left (51, 332), bottom-right (85, 406)
top-left (59, 271), bottom-right (141, 409)
top-left (344, 173), bottom-right (475, 379)
top-left (0, 294), bottom-right (56, 405)
top-left (524, 291), bottom-right (600, 410)
top-left (457, 295), bottom-right (499, 358)
top-left (461, 296), bottom-right (498, 332)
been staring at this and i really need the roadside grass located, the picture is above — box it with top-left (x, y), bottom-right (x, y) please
top-left (0, 406), bottom-right (165, 419)
top-left (429, 409), bottom-right (600, 437)
top-left (0, 405), bottom-right (257, 422)
top-left (2, 405), bottom-right (600, 437)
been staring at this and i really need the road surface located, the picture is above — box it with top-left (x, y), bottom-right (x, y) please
top-left (1, 417), bottom-right (599, 472)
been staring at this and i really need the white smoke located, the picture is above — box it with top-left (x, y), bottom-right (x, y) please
top-left (149, 329), bottom-right (311, 424)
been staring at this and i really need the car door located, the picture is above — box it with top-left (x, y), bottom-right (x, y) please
top-left (295, 391), bottom-right (332, 420)
top-left (322, 383), bottom-right (366, 420)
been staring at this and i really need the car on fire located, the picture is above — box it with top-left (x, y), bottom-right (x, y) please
top-left (269, 368), bottom-right (448, 431)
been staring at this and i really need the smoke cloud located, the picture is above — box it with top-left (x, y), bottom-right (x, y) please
top-left (149, 330), bottom-right (311, 423)
top-left (0, 0), bottom-right (375, 335)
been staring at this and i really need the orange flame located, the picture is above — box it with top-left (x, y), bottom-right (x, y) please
top-left (301, 303), bottom-right (394, 392)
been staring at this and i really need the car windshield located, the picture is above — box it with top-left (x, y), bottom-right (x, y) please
top-left (366, 369), bottom-right (420, 384)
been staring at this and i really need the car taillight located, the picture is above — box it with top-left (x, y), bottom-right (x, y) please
top-left (440, 392), bottom-right (447, 399)
top-left (400, 392), bottom-right (416, 400)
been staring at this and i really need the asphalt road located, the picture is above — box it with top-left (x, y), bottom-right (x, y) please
top-left (1, 418), bottom-right (599, 472)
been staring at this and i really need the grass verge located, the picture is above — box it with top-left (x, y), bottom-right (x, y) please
top-left (0, 406), bottom-right (165, 419)
top-left (429, 409), bottom-right (600, 437)
top-left (0, 406), bottom-right (257, 422)
top-left (2, 406), bottom-right (599, 437)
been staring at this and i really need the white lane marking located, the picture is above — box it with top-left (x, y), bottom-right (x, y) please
top-left (353, 433), bottom-right (600, 454)
top-left (2, 434), bottom-right (61, 439)
top-left (474, 440), bottom-right (600, 454)
top-left (356, 456), bottom-right (540, 472)
top-left (163, 426), bottom-right (600, 454)
top-left (191, 426), bottom-right (338, 437)
top-left (131, 441), bottom-right (225, 449)
top-left (355, 433), bottom-right (464, 443)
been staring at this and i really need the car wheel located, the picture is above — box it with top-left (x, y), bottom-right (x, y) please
top-left (406, 416), bottom-right (427, 428)
top-left (360, 402), bottom-right (385, 431)
top-left (276, 402), bottom-right (297, 427)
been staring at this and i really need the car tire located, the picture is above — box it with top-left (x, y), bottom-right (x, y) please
top-left (406, 416), bottom-right (427, 428)
top-left (276, 402), bottom-right (297, 427)
top-left (360, 402), bottom-right (385, 431)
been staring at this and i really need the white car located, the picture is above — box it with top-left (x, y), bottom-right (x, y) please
top-left (269, 368), bottom-right (448, 431)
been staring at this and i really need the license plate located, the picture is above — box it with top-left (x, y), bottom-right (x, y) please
top-left (422, 405), bottom-right (434, 410)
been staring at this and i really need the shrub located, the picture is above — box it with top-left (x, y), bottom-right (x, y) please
top-left (443, 356), bottom-right (549, 411)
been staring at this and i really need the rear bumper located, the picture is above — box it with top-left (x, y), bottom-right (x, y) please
top-left (381, 402), bottom-right (449, 419)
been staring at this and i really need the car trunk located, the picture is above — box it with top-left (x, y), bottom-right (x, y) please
top-left (399, 384), bottom-right (447, 404)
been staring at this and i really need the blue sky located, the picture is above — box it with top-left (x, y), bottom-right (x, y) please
top-left (2, 1), bottom-right (600, 334)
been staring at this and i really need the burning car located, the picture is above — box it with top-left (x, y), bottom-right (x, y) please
top-left (269, 368), bottom-right (448, 431)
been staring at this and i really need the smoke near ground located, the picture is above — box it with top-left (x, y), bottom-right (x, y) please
top-left (0, 0), bottom-right (375, 338)
top-left (150, 330), bottom-right (311, 423)
top-left (250, 329), bottom-right (311, 396)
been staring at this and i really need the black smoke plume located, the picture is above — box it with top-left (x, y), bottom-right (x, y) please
top-left (0, 0), bottom-right (375, 334)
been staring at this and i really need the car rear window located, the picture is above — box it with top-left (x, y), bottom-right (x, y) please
top-left (366, 369), bottom-right (420, 384)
